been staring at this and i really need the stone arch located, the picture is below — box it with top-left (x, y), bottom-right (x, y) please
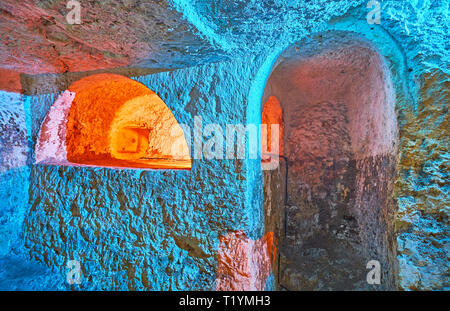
top-left (260, 31), bottom-right (398, 290)
top-left (36, 73), bottom-right (191, 170)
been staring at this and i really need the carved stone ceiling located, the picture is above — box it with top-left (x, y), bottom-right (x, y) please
top-left (0, 0), bottom-right (226, 75)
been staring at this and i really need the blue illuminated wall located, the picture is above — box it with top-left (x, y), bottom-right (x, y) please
top-left (0, 0), bottom-right (448, 290)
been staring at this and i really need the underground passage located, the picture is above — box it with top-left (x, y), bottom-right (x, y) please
top-left (0, 0), bottom-right (447, 292)
top-left (262, 32), bottom-right (398, 290)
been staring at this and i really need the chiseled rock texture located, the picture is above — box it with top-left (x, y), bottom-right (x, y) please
top-left (0, 91), bottom-right (66, 290)
top-left (0, 0), bottom-right (447, 290)
top-left (35, 90), bottom-right (74, 164)
top-left (24, 59), bottom-right (266, 290)
top-left (0, 0), bottom-right (225, 74)
top-left (263, 33), bottom-right (398, 290)
top-left (379, 2), bottom-right (448, 290)
top-left (216, 231), bottom-right (275, 291)
top-left (395, 68), bottom-right (449, 290)
top-left (0, 92), bottom-right (27, 172)
top-left (0, 91), bottom-right (28, 255)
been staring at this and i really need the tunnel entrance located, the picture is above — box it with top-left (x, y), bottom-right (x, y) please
top-left (262, 32), bottom-right (398, 290)
top-left (36, 74), bottom-right (191, 170)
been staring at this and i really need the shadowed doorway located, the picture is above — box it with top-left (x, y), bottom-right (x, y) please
top-left (262, 32), bottom-right (398, 290)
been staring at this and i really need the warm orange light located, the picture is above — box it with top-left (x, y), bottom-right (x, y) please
top-left (261, 95), bottom-right (283, 158)
top-left (216, 231), bottom-right (276, 291)
top-left (58, 73), bottom-right (191, 169)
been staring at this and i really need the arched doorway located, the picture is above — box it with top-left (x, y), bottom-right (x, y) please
top-left (36, 74), bottom-right (191, 170)
top-left (262, 32), bottom-right (398, 290)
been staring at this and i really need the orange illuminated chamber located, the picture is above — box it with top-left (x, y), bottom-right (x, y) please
top-left (261, 95), bottom-right (284, 160)
top-left (36, 74), bottom-right (191, 170)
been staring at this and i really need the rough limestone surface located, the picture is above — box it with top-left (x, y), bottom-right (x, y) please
top-left (0, 91), bottom-right (28, 256)
top-left (262, 32), bottom-right (398, 290)
top-left (378, 2), bottom-right (449, 290)
top-left (24, 58), bottom-right (269, 290)
top-left (216, 231), bottom-right (275, 291)
top-left (0, 1), bottom-right (447, 290)
top-left (182, 0), bottom-right (447, 290)
top-left (35, 90), bottom-right (75, 164)
top-left (0, 90), bottom-right (66, 290)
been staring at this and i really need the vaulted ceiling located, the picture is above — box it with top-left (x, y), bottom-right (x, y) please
top-left (0, 0), bottom-right (368, 77)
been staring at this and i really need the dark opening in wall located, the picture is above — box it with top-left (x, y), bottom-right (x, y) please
top-left (262, 32), bottom-right (398, 290)
top-left (36, 74), bottom-right (191, 170)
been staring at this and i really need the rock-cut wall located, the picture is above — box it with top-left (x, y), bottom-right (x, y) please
top-left (23, 58), bottom-right (270, 290)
